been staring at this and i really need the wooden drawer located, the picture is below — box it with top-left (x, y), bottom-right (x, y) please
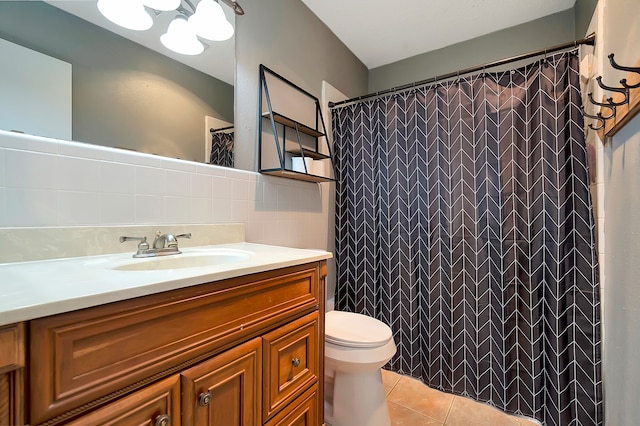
top-left (29, 263), bottom-right (320, 425)
top-left (65, 375), bottom-right (180, 426)
top-left (264, 385), bottom-right (318, 426)
top-left (181, 337), bottom-right (262, 426)
top-left (0, 322), bottom-right (25, 373)
top-left (263, 311), bottom-right (319, 422)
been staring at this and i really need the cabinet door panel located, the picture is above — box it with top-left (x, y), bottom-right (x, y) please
top-left (264, 386), bottom-right (318, 426)
top-left (0, 323), bottom-right (25, 373)
top-left (263, 312), bottom-right (318, 421)
top-left (181, 337), bottom-right (261, 426)
top-left (0, 369), bottom-right (24, 426)
top-left (0, 323), bottom-right (25, 425)
top-left (66, 375), bottom-right (180, 426)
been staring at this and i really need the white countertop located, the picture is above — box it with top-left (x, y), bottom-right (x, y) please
top-left (0, 242), bottom-right (332, 326)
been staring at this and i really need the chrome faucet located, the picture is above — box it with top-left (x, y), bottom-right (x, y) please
top-left (152, 231), bottom-right (192, 250)
top-left (120, 231), bottom-right (192, 258)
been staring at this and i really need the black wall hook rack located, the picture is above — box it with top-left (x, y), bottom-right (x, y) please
top-left (585, 54), bottom-right (640, 132)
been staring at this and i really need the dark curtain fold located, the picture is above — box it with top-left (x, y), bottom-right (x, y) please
top-left (210, 131), bottom-right (234, 168)
top-left (332, 50), bottom-right (603, 425)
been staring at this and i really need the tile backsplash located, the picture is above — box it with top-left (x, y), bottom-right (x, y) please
top-left (0, 130), bottom-right (331, 261)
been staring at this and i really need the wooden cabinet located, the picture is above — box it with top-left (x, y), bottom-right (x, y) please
top-left (18, 261), bottom-right (326, 426)
top-left (0, 322), bottom-right (25, 426)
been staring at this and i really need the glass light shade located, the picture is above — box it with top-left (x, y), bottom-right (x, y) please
top-left (188, 0), bottom-right (234, 41)
top-left (142, 0), bottom-right (181, 11)
top-left (97, 0), bottom-right (153, 31)
top-left (160, 17), bottom-right (205, 55)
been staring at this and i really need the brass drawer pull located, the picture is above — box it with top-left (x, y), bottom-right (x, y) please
top-left (154, 414), bottom-right (170, 426)
top-left (199, 391), bottom-right (212, 407)
top-left (292, 357), bottom-right (301, 368)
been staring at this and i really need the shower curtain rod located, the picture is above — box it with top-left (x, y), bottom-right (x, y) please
top-left (329, 33), bottom-right (596, 108)
top-left (210, 125), bottom-right (234, 133)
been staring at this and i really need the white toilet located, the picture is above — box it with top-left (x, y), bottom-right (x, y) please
top-left (324, 310), bottom-right (397, 426)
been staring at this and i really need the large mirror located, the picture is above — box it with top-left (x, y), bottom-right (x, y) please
top-left (0, 0), bottom-right (235, 166)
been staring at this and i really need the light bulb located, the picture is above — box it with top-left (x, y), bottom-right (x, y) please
top-left (188, 0), bottom-right (234, 41)
top-left (142, 0), bottom-right (181, 11)
top-left (97, 0), bottom-right (153, 31)
top-left (161, 17), bottom-right (205, 55)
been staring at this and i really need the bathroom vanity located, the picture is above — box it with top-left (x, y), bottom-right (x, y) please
top-left (0, 243), bottom-right (329, 426)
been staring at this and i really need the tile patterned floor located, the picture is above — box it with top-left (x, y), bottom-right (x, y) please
top-left (382, 370), bottom-right (542, 426)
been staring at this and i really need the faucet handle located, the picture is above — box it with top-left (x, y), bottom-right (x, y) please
top-left (119, 235), bottom-right (150, 250)
top-left (175, 233), bottom-right (192, 240)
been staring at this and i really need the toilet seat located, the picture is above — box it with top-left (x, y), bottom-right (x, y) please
top-left (325, 310), bottom-right (393, 348)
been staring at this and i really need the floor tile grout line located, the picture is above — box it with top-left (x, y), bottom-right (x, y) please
top-left (390, 376), bottom-right (452, 425)
top-left (442, 394), bottom-right (456, 425)
top-left (386, 375), bottom-right (402, 396)
top-left (389, 399), bottom-right (449, 425)
top-left (385, 373), bottom-right (402, 398)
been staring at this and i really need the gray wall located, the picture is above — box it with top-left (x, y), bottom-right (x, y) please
top-left (575, 0), bottom-right (598, 38)
top-left (368, 9), bottom-right (576, 93)
top-left (234, 0), bottom-right (368, 171)
top-left (599, 0), bottom-right (640, 423)
top-left (0, 1), bottom-right (233, 163)
top-left (604, 113), bottom-right (640, 425)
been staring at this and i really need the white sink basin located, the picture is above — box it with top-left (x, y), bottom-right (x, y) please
top-left (112, 250), bottom-right (251, 271)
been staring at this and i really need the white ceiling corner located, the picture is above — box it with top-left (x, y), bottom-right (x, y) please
top-left (301, 0), bottom-right (577, 69)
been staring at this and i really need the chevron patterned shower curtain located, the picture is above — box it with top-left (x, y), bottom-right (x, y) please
top-left (332, 50), bottom-right (602, 425)
top-left (210, 131), bottom-right (234, 168)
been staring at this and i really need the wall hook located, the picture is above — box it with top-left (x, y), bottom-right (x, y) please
top-left (620, 78), bottom-right (640, 90)
top-left (587, 93), bottom-right (616, 119)
top-left (595, 76), bottom-right (630, 106)
top-left (608, 53), bottom-right (640, 89)
top-left (582, 108), bottom-right (606, 130)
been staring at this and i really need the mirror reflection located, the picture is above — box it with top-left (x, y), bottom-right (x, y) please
top-left (0, 0), bottom-right (235, 166)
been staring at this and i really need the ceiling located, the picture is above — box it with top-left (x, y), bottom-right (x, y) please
top-left (301, 0), bottom-right (577, 69)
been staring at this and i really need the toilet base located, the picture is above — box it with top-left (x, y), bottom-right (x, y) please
top-left (325, 368), bottom-right (390, 426)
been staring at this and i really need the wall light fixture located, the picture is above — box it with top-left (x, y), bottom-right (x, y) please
top-left (96, 0), bottom-right (244, 55)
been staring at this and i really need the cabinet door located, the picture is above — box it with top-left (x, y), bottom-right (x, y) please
top-left (262, 312), bottom-right (319, 421)
top-left (264, 386), bottom-right (318, 426)
top-left (65, 375), bottom-right (180, 426)
top-left (181, 337), bottom-right (262, 426)
top-left (0, 323), bottom-right (25, 425)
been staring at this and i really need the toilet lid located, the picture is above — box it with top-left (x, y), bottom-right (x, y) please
top-left (325, 311), bottom-right (393, 348)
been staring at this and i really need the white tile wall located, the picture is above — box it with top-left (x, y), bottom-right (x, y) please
top-left (6, 149), bottom-right (58, 189)
top-left (6, 188), bottom-right (58, 226)
top-left (0, 130), bottom-right (331, 252)
top-left (100, 162), bottom-right (136, 194)
top-left (135, 166), bottom-right (165, 196)
top-left (0, 187), bottom-right (6, 225)
top-left (58, 156), bottom-right (102, 192)
top-left (58, 191), bottom-right (101, 226)
top-left (0, 148), bottom-right (5, 188)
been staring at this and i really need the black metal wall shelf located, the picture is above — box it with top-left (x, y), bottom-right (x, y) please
top-left (258, 64), bottom-right (335, 183)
